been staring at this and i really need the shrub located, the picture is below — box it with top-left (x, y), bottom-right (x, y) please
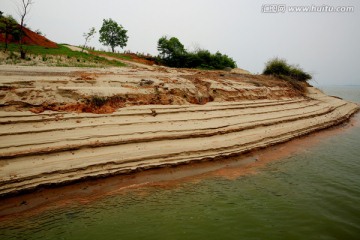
top-left (263, 58), bottom-right (312, 82)
top-left (263, 58), bottom-right (290, 76)
top-left (157, 36), bottom-right (237, 70)
top-left (289, 66), bottom-right (312, 82)
top-left (159, 49), bottom-right (236, 70)
top-left (90, 96), bottom-right (107, 107)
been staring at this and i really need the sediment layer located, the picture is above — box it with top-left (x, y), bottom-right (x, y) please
top-left (0, 66), bottom-right (358, 196)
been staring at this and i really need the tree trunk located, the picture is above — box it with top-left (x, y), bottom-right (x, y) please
top-left (20, 51), bottom-right (26, 59)
top-left (82, 38), bottom-right (88, 53)
top-left (111, 46), bottom-right (115, 53)
top-left (19, 2), bottom-right (26, 60)
top-left (20, 46), bottom-right (26, 59)
top-left (4, 32), bottom-right (8, 52)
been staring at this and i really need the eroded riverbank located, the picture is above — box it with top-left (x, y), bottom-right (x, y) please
top-left (0, 66), bottom-right (358, 197)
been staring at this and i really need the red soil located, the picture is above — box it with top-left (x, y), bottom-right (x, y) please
top-left (0, 25), bottom-right (58, 48)
top-left (124, 53), bottom-right (156, 65)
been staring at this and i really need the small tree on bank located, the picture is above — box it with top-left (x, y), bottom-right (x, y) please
top-left (157, 36), bottom-right (186, 59)
top-left (82, 27), bottom-right (96, 52)
top-left (0, 15), bottom-right (20, 52)
top-left (99, 19), bottom-right (128, 53)
top-left (157, 36), bottom-right (188, 67)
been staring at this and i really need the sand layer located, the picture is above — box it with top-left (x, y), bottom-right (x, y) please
top-left (0, 65), bottom-right (358, 197)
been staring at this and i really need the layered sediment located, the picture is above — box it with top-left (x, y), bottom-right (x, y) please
top-left (0, 65), bottom-right (358, 196)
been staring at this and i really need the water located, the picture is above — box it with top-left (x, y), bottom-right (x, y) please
top-left (1, 86), bottom-right (360, 240)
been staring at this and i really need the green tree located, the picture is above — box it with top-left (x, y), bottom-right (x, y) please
top-left (99, 19), bottom-right (128, 53)
top-left (157, 36), bottom-right (236, 69)
top-left (157, 36), bottom-right (188, 67)
top-left (82, 27), bottom-right (96, 52)
top-left (157, 36), bottom-right (186, 59)
top-left (0, 15), bottom-right (20, 52)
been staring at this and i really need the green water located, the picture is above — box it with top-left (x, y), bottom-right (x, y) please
top-left (1, 86), bottom-right (360, 240)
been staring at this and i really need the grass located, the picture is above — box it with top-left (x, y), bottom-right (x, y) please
top-left (263, 58), bottom-right (312, 82)
top-left (262, 58), bottom-right (311, 94)
top-left (0, 43), bottom-right (126, 67)
top-left (91, 50), bottom-right (132, 60)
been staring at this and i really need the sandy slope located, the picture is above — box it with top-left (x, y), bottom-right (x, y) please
top-left (0, 65), bottom-right (358, 196)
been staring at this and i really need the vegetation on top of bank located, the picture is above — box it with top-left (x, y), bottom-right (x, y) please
top-left (0, 43), bottom-right (125, 67)
top-left (2, 2), bottom-right (237, 70)
top-left (263, 58), bottom-right (312, 82)
top-left (156, 36), bottom-right (237, 70)
top-left (262, 58), bottom-right (312, 94)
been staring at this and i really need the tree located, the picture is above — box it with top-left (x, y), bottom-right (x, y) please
top-left (157, 36), bottom-right (186, 59)
top-left (156, 36), bottom-right (236, 69)
top-left (82, 27), bottom-right (96, 52)
top-left (99, 19), bottom-right (128, 53)
top-left (0, 15), bottom-right (20, 52)
top-left (157, 36), bottom-right (188, 67)
top-left (17, 0), bottom-right (33, 59)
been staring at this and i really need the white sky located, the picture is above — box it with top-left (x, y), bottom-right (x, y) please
top-left (1, 0), bottom-right (359, 85)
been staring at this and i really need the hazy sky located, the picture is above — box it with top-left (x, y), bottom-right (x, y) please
top-left (1, 0), bottom-right (359, 85)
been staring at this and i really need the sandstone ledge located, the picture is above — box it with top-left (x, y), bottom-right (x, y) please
top-left (0, 66), bottom-right (358, 196)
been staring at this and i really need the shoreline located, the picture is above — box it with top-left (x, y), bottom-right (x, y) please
top-left (0, 111), bottom-right (358, 220)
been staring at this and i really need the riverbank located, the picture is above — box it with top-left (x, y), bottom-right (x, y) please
top-left (0, 111), bottom-right (358, 219)
top-left (0, 65), bottom-right (358, 197)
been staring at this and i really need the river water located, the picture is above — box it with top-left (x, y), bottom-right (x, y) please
top-left (1, 86), bottom-right (359, 240)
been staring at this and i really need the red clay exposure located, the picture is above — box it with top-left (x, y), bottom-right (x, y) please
top-left (0, 25), bottom-right (58, 48)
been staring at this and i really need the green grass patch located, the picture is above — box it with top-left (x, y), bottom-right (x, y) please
top-left (90, 50), bottom-right (132, 60)
top-left (0, 43), bottom-right (126, 67)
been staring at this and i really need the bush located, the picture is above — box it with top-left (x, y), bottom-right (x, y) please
top-left (263, 58), bottom-right (312, 82)
top-left (263, 58), bottom-right (290, 76)
top-left (157, 36), bottom-right (236, 70)
top-left (159, 49), bottom-right (236, 70)
top-left (89, 96), bottom-right (107, 107)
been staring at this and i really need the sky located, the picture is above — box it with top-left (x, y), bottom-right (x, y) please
top-left (1, 0), bottom-right (360, 85)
